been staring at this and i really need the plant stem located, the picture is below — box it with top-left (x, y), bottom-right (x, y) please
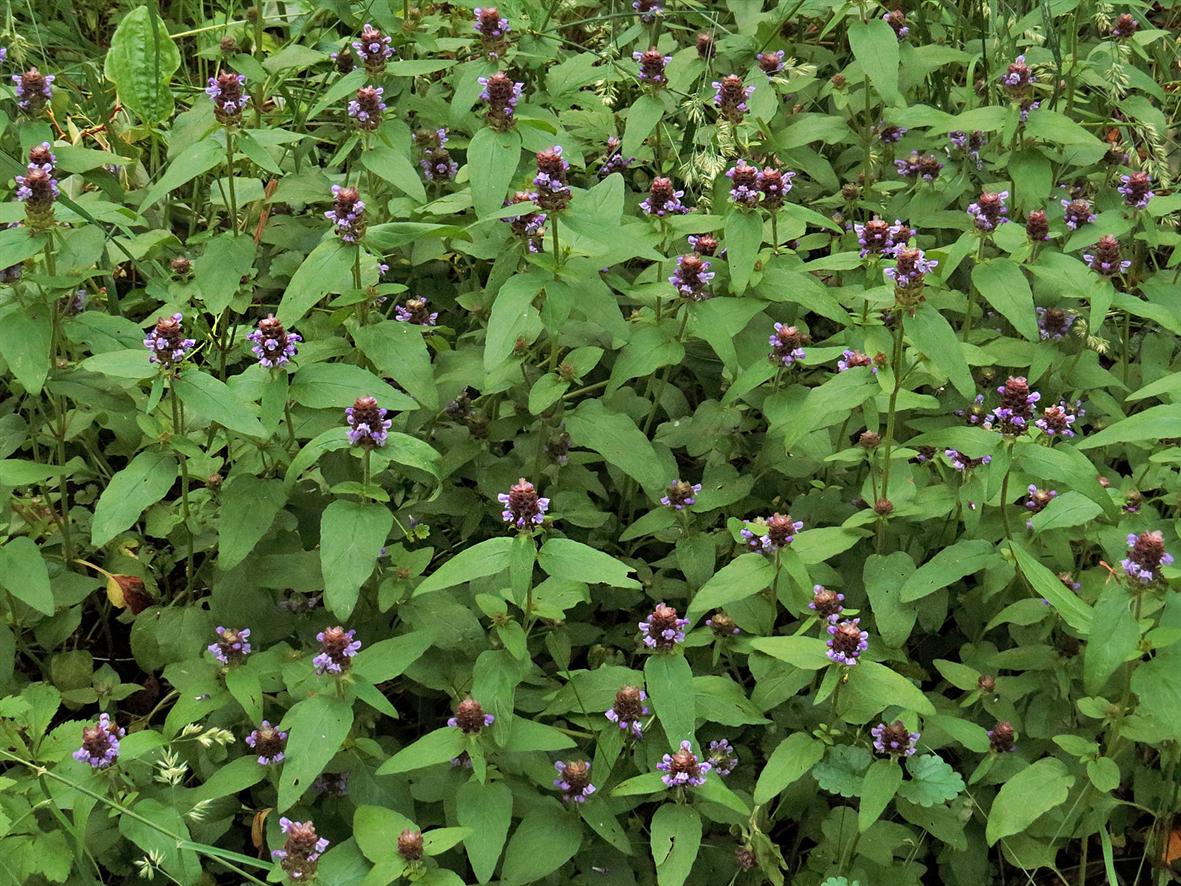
top-left (875, 313), bottom-right (906, 551)
top-left (225, 128), bottom-right (239, 235)
top-left (170, 383), bottom-right (193, 583)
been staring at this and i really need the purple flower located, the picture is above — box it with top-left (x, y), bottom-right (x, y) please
top-left (449, 697), bottom-right (495, 733)
top-left (988, 721), bottom-right (1016, 753)
top-left (144, 313), bottom-right (196, 367)
top-left (658, 740), bottom-right (711, 787)
top-left (206, 70), bottom-right (249, 124)
top-left (1026, 210), bottom-right (1050, 242)
top-left (968, 190), bottom-right (1010, 232)
top-left (246, 721), bottom-right (288, 765)
top-left (877, 123), bottom-right (907, 144)
top-left (872, 721), bottom-right (920, 757)
top-left (758, 166), bottom-right (794, 210)
top-left (73, 712), bottom-right (123, 769)
top-left (1110, 13), bottom-right (1139, 39)
top-left (1036, 307), bottom-right (1075, 341)
top-left (473, 6), bottom-right (511, 40)
top-left (1000, 55), bottom-right (1036, 96)
top-left (313, 626), bottom-right (361, 675)
top-left (707, 739), bottom-right (738, 776)
top-left (534, 146), bottom-right (572, 213)
top-left (1024, 486), bottom-right (1056, 528)
top-left (395, 296), bottom-right (439, 326)
top-left (598, 136), bottom-right (633, 178)
top-left (944, 449), bottom-right (992, 472)
top-left (983, 376), bottom-right (1041, 435)
top-left (640, 177), bottom-right (688, 217)
top-left (208, 626), bottom-right (252, 666)
top-left (1083, 235), bottom-right (1131, 276)
top-left (757, 50), bottom-right (785, 75)
top-left (706, 612), bottom-right (741, 636)
top-left (809, 585), bottom-right (845, 621)
top-left (633, 0), bottom-right (663, 22)
top-left (639, 603), bottom-right (688, 650)
top-left (345, 396), bottom-right (391, 447)
top-left (713, 75), bottom-right (754, 124)
top-left (726, 160), bottom-right (761, 207)
top-left (838, 349), bottom-right (878, 373)
top-left (882, 9), bottom-right (909, 39)
top-left (769, 323), bottom-right (808, 366)
top-left (325, 184), bottom-right (366, 243)
top-left (884, 243), bottom-right (938, 292)
top-left (854, 217), bottom-right (908, 258)
top-left (502, 191), bottom-right (546, 252)
top-left (352, 23), bottom-right (394, 75)
top-left (553, 760), bottom-right (596, 803)
top-left (478, 72), bottom-right (523, 130)
top-left (605, 686), bottom-right (648, 739)
top-left (13, 67), bottom-right (54, 114)
top-left (895, 151), bottom-right (943, 182)
top-left (1061, 197), bottom-right (1096, 230)
top-left (661, 479), bottom-right (701, 510)
top-left (1117, 171), bottom-right (1154, 210)
top-left (634, 48), bottom-right (671, 85)
top-left (313, 772), bottom-right (349, 796)
top-left (348, 85), bottom-right (386, 131)
top-left (498, 478), bottom-right (549, 528)
top-left (948, 130), bottom-right (986, 167)
top-left (1122, 530), bottom-right (1174, 584)
top-left (669, 253), bottom-right (715, 301)
top-left (687, 233), bottom-right (719, 255)
top-left (1035, 401), bottom-right (1080, 437)
top-left (248, 315), bottom-right (301, 368)
top-left (416, 128), bottom-right (458, 182)
top-left (272, 818), bottom-right (329, 882)
top-left (826, 618), bottom-right (868, 666)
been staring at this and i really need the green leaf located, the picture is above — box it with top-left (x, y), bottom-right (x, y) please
top-left (500, 809), bottom-right (583, 883)
top-left (906, 303), bottom-right (975, 398)
top-left (0, 226), bottom-right (47, 269)
top-left (724, 209), bottom-right (763, 295)
top-left (218, 476), bottom-right (286, 569)
top-left (1087, 756), bottom-right (1121, 793)
top-left (140, 137), bottom-right (223, 210)
top-left (899, 539), bottom-right (997, 602)
top-left (1009, 541), bottom-right (1094, 633)
top-left (376, 726), bottom-right (466, 775)
top-left (0, 537), bottom-right (53, 616)
top-left (970, 259), bottom-right (1039, 341)
top-left (566, 399), bottom-right (670, 492)
top-left (352, 321), bottom-right (437, 410)
top-left (612, 771), bottom-right (668, 796)
top-left (284, 428), bottom-right (352, 487)
top-left (381, 433), bottom-right (442, 480)
top-left (849, 19), bottom-right (901, 106)
top-left (845, 661), bottom-right (936, 717)
top-left (859, 759), bottom-right (903, 831)
top-left (224, 666), bottom-right (262, 723)
top-left (469, 127), bottom-right (522, 219)
top-left (80, 349), bottom-right (159, 379)
top-left (1029, 490), bottom-right (1103, 532)
top-left (501, 717), bottom-right (577, 751)
top-left (414, 537), bottom-right (514, 596)
top-left (528, 373), bottom-right (569, 415)
top-left (355, 805), bottom-right (414, 867)
top-left (1076, 404), bottom-right (1181, 450)
top-left (897, 754), bottom-right (964, 807)
top-left (0, 302), bottom-right (52, 394)
top-left (276, 239), bottom-right (358, 325)
top-left (753, 733), bottom-right (826, 805)
top-left (193, 234), bottom-right (255, 314)
top-left (1024, 108), bottom-right (1106, 148)
top-left (864, 552), bottom-right (918, 647)
top-left (814, 745), bottom-right (872, 797)
top-left (457, 780), bottom-right (513, 883)
top-left (985, 758), bottom-right (1074, 845)
top-left (351, 632), bottom-right (432, 685)
top-left (91, 450), bottom-right (178, 546)
top-left (1083, 585), bottom-right (1140, 694)
top-left (537, 538), bottom-right (639, 588)
top-left (748, 636), bottom-right (829, 669)
top-left (484, 274), bottom-right (543, 371)
top-left (290, 362), bottom-right (417, 411)
top-left (103, 6), bottom-right (182, 123)
top-left (687, 553), bottom-right (774, 619)
top-left (645, 654), bottom-right (696, 745)
top-left (173, 371), bottom-right (266, 438)
top-left (622, 93), bottom-right (665, 157)
top-left (423, 828), bottom-right (471, 856)
top-left (651, 804), bottom-right (701, 886)
top-left (362, 142), bottom-right (427, 202)
top-left (320, 500), bottom-right (393, 618)
top-left (276, 695), bottom-right (355, 812)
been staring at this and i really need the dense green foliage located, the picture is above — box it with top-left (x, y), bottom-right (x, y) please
top-left (0, 0), bottom-right (1179, 884)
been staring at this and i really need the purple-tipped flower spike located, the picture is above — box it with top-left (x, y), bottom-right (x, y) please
top-left (987, 721), bottom-right (1016, 753)
top-left (706, 612), bottom-right (741, 637)
top-left (272, 818), bottom-right (330, 882)
top-left (1110, 13), bottom-right (1138, 39)
top-left (838, 349), bottom-right (878, 373)
top-left (726, 160), bottom-right (761, 207)
top-left (984, 376), bottom-right (1041, 435)
top-left (13, 67), bottom-right (54, 114)
top-left (246, 721), bottom-right (288, 765)
top-left (633, 0), bottom-right (663, 23)
top-left (707, 739), bottom-right (738, 775)
top-left (1036, 306), bottom-right (1075, 340)
top-left (948, 130), bottom-right (986, 167)
top-left (769, 323), bottom-right (808, 367)
top-left (394, 297), bottom-right (439, 326)
top-left (661, 479), bottom-right (701, 510)
top-left (325, 184), bottom-right (366, 243)
top-left (1026, 209), bottom-right (1050, 243)
top-left (473, 6), bottom-right (511, 40)
top-left (15, 147), bottom-right (60, 231)
top-left (758, 167), bottom-right (794, 210)
top-left (1024, 486), bottom-right (1057, 525)
top-left (605, 685), bottom-right (649, 738)
top-left (895, 151), bottom-right (943, 183)
top-left (944, 449), bottom-right (992, 472)
top-left (884, 244), bottom-right (937, 305)
top-left (757, 50), bottom-right (785, 75)
top-left (206, 70), bottom-right (248, 125)
top-left (348, 85), bottom-right (386, 131)
top-left (1084, 235), bottom-right (1131, 277)
top-left (809, 584), bottom-right (845, 621)
top-left (1061, 197), bottom-right (1096, 230)
top-left (688, 233), bottom-right (719, 256)
top-left (533, 146), bottom-right (572, 213)
top-left (658, 740), bottom-right (711, 787)
top-left (345, 396), bottom-right (391, 447)
top-left (248, 315), bottom-right (301, 368)
top-left (502, 191), bottom-right (546, 251)
top-left (598, 136), bottom-right (633, 179)
top-left (713, 74), bottom-right (754, 124)
top-left (766, 513), bottom-right (803, 549)
top-left (826, 618), bottom-right (868, 666)
top-left (313, 626), bottom-right (361, 675)
top-left (478, 72), bottom-right (523, 131)
top-left (872, 721), bottom-right (920, 757)
top-left (968, 190), bottom-right (1010, 232)
top-left (640, 177), bottom-right (688, 217)
top-left (208, 626), bottom-right (252, 666)
top-left (498, 478), bottom-right (550, 528)
top-left (145, 313), bottom-right (196, 368)
top-left (669, 253), bottom-right (715, 301)
top-left (352, 23), bottom-right (394, 75)
top-left (416, 128), bottom-right (458, 182)
top-left (640, 603), bottom-right (689, 650)
top-left (854, 217), bottom-right (898, 258)
top-left (449, 697), bottom-right (495, 733)
top-left (1035, 401), bottom-right (1080, 437)
top-left (73, 712), bottom-right (124, 769)
top-left (1122, 530), bottom-right (1174, 584)
top-left (1118, 171), bottom-right (1154, 210)
top-left (634, 48), bottom-right (671, 85)
top-left (1000, 55), bottom-right (1036, 97)
top-left (314, 772), bottom-right (349, 797)
top-left (882, 9), bottom-right (909, 39)
top-left (553, 760), bottom-right (596, 803)
top-left (877, 123), bottom-right (907, 144)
